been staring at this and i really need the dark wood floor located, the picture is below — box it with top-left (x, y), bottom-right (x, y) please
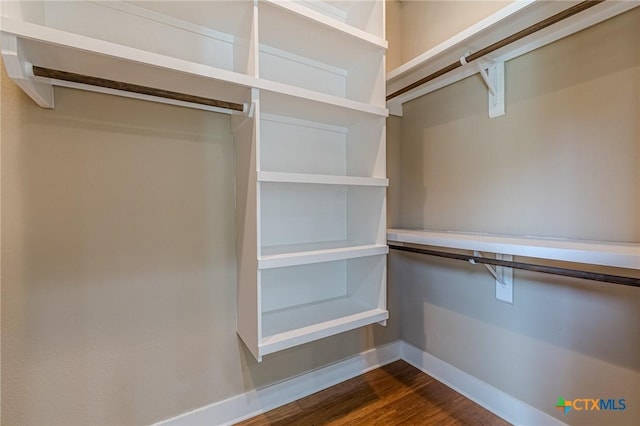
top-left (236, 360), bottom-right (510, 425)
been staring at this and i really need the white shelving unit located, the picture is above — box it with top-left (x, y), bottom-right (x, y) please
top-left (0, 0), bottom-right (388, 362)
top-left (387, 229), bottom-right (640, 271)
top-left (0, 1), bottom-right (260, 112)
top-left (386, 0), bottom-right (639, 116)
top-left (244, 0), bottom-right (388, 360)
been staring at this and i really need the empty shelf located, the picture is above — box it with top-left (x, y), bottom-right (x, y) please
top-left (258, 171), bottom-right (388, 187)
top-left (259, 242), bottom-right (388, 269)
top-left (260, 296), bottom-right (388, 356)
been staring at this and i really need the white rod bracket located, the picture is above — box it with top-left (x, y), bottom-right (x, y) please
top-left (231, 99), bottom-right (256, 134)
top-left (460, 56), bottom-right (505, 118)
top-left (495, 254), bottom-right (513, 304)
top-left (1, 34), bottom-right (54, 108)
top-left (474, 251), bottom-right (513, 304)
top-left (477, 60), bottom-right (505, 118)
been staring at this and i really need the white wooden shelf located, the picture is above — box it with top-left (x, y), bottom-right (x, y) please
top-left (260, 297), bottom-right (388, 356)
top-left (258, 84), bottom-right (388, 121)
top-left (386, 0), bottom-right (639, 116)
top-left (258, 171), bottom-right (388, 187)
top-left (259, 242), bottom-right (388, 269)
top-left (1, 2), bottom-right (389, 118)
top-left (387, 229), bottom-right (640, 270)
top-left (0, 17), bottom-right (256, 112)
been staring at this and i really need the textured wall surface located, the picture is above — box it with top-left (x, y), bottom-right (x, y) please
top-left (389, 7), bottom-right (640, 425)
top-left (0, 64), bottom-right (400, 425)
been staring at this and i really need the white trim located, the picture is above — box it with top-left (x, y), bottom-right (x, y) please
top-left (155, 340), bottom-right (563, 426)
top-left (154, 341), bottom-right (402, 426)
top-left (400, 342), bottom-right (565, 426)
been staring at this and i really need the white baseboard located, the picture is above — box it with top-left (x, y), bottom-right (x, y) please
top-left (401, 341), bottom-right (565, 426)
top-left (155, 340), bottom-right (562, 426)
top-left (155, 341), bottom-right (403, 426)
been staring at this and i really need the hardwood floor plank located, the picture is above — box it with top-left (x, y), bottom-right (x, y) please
top-left (235, 361), bottom-right (510, 426)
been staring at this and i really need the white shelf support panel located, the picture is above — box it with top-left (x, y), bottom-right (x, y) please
top-left (386, 0), bottom-right (640, 117)
top-left (459, 56), bottom-right (505, 118)
top-left (476, 60), bottom-right (505, 118)
top-left (471, 251), bottom-right (514, 303)
top-left (494, 254), bottom-right (514, 303)
top-left (0, 33), bottom-right (54, 108)
top-left (387, 229), bottom-right (640, 291)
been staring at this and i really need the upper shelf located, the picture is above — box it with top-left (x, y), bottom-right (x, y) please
top-left (386, 0), bottom-right (640, 116)
top-left (1, 0), bottom-right (387, 116)
top-left (259, 88), bottom-right (387, 126)
top-left (387, 229), bottom-right (640, 271)
top-left (0, 16), bottom-right (256, 111)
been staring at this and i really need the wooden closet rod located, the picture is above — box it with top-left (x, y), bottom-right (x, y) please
top-left (389, 244), bottom-right (640, 288)
top-left (387, 0), bottom-right (605, 101)
top-left (32, 66), bottom-right (245, 112)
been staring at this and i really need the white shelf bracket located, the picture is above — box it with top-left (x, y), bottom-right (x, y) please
top-left (1, 33), bottom-right (54, 108)
top-left (231, 99), bottom-right (256, 134)
top-left (477, 60), bottom-right (505, 118)
top-left (472, 251), bottom-right (513, 304)
top-left (459, 55), bottom-right (505, 118)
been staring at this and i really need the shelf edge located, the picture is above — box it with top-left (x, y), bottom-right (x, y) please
top-left (259, 244), bottom-right (388, 269)
top-left (259, 308), bottom-right (388, 356)
top-left (257, 79), bottom-right (388, 117)
top-left (387, 228), bottom-right (640, 270)
top-left (258, 171), bottom-right (389, 187)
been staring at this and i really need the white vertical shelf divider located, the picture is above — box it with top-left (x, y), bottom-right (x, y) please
top-left (240, 0), bottom-right (389, 361)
